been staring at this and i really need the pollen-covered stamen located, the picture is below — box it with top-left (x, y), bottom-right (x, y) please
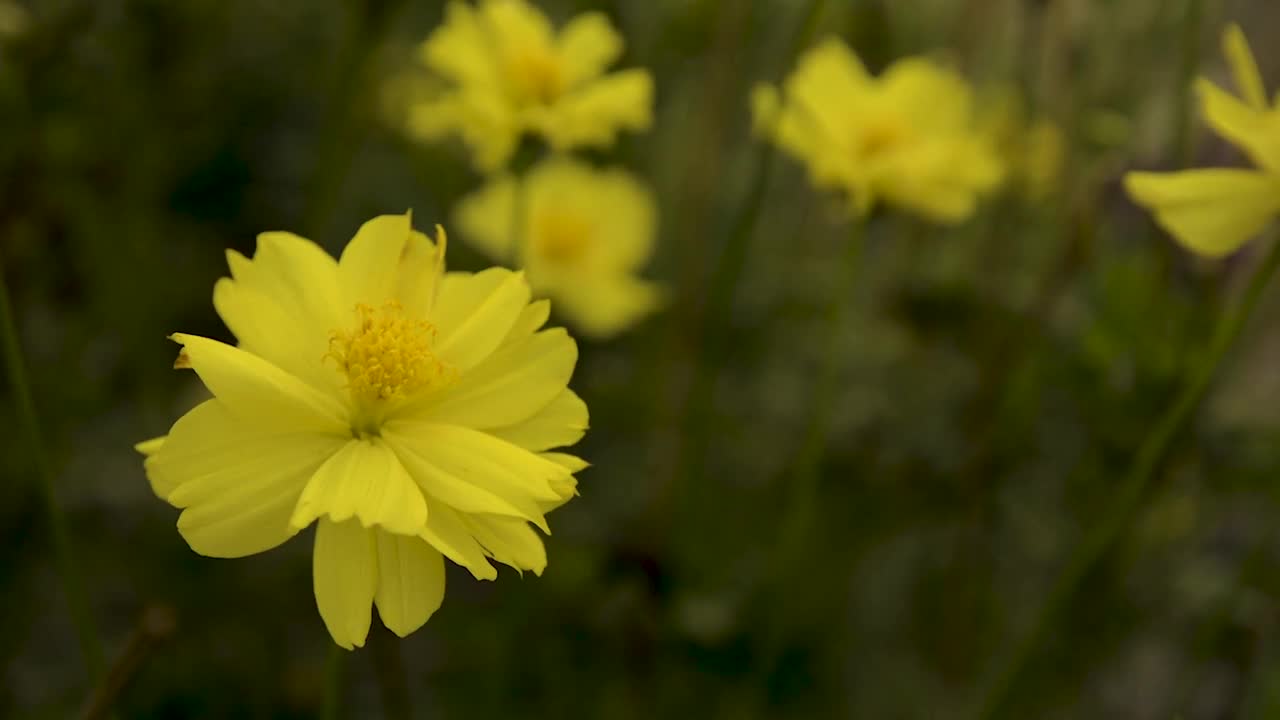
top-left (326, 301), bottom-right (455, 403)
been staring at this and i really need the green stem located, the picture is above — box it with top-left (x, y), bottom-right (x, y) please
top-left (1170, 0), bottom-right (1205, 167)
top-left (321, 643), bottom-right (345, 720)
top-left (976, 237), bottom-right (1280, 720)
top-left (673, 0), bottom-right (828, 526)
top-left (0, 257), bottom-right (106, 682)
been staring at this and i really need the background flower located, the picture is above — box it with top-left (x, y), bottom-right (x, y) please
top-left (752, 37), bottom-right (1005, 223)
top-left (406, 0), bottom-right (653, 171)
top-left (455, 158), bottom-right (661, 338)
top-left (1125, 24), bottom-right (1280, 257)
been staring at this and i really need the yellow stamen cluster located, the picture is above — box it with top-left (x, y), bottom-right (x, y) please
top-left (326, 301), bottom-right (453, 403)
top-left (532, 209), bottom-right (592, 264)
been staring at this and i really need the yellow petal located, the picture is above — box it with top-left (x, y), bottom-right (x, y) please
top-left (149, 400), bottom-right (343, 558)
top-left (213, 276), bottom-right (338, 393)
top-left (455, 175), bottom-right (518, 263)
top-left (419, 1), bottom-right (500, 86)
top-left (216, 232), bottom-right (345, 390)
top-left (464, 515), bottom-right (547, 575)
top-left (394, 225), bottom-right (447, 319)
top-left (1124, 169), bottom-right (1280, 257)
top-left (537, 69), bottom-right (653, 150)
top-left (292, 438), bottom-right (428, 535)
top-left (313, 518), bottom-right (376, 650)
top-left (1195, 78), bottom-right (1280, 172)
top-left (431, 268), bottom-right (532, 370)
top-left (501, 299), bottom-right (551, 348)
top-left (339, 213), bottom-right (412, 306)
top-left (374, 530), bottom-right (445, 637)
top-left (170, 334), bottom-right (348, 433)
top-left (135, 436), bottom-right (165, 456)
top-left (783, 37), bottom-right (872, 144)
top-left (538, 452), bottom-right (586, 512)
top-left (420, 501), bottom-right (497, 580)
top-left (880, 57), bottom-right (974, 133)
top-left (490, 388), bottom-right (588, 451)
top-left (382, 423), bottom-right (556, 529)
top-left (554, 275), bottom-right (663, 339)
top-left (1223, 24), bottom-right (1267, 110)
top-left (401, 327), bottom-right (576, 428)
top-left (556, 11), bottom-right (623, 88)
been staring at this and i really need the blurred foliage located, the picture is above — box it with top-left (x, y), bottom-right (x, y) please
top-left (6, 0), bottom-right (1280, 718)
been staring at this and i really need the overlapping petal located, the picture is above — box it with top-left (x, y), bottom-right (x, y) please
top-left (1124, 169), bottom-right (1280, 257)
top-left (314, 518), bottom-right (377, 650)
top-left (374, 531), bottom-right (446, 637)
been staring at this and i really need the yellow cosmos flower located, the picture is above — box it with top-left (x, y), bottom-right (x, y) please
top-left (1125, 24), bottom-right (1280, 258)
top-left (137, 213), bottom-right (588, 649)
top-left (408, 0), bottom-right (653, 172)
top-left (455, 158), bottom-right (661, 339)
top-left (751, 38), bottom-right (1005, 223)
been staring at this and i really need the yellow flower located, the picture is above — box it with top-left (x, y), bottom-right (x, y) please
top-left (137, 213), bottom-right (588, 649)
top-left (408, 0), bottom-right (653, 172)
top-left (979, 89), bottom-right (1066, 201)
top-left (455, 158), bottom-right (661, 339)
top-left (751, 38), bottom-right (1004, 223)
top-left (1125, 24), bottom-right (1280, 258)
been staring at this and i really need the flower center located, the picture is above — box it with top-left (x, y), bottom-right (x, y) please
top-left (532, 209), bottom-right (592, 264)
top-left (856, 118), bottom-right (910, 159)
top-left (326, 301), bottom-right (454, 405)
top-left (508, 46), bottom-right (564, 105)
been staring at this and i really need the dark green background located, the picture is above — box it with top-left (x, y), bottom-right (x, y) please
top-left (5, 0), bottom-right (1280, 717)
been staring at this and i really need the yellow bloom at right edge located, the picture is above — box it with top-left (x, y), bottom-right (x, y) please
top-left (409, 0), bottom-right (653, 172)
top-left (1125, 24), bottom-right (1280, 258)
top-left (752, 37), bottom-right (1005, 223)
top-left (456, 158), bottom-right (661, 339)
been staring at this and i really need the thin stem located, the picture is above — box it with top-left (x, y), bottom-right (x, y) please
top-left (321, 643), bottom-right (345, 720)
top-left (1170, 0), bottom-right (1205, 167)
top-left (80, 605), bottom-right (177, 720)
top-left (976, 237), bottom-right (1280, 720)
top-left (672, 0), bottom-right (829, 529)
top-left (370, 625), bottom-right (413, 720)
top-left (0, 256), bottom-right (106, 682)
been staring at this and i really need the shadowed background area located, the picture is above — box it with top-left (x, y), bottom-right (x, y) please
top-left (6, 0), bottom-right (1280, 718)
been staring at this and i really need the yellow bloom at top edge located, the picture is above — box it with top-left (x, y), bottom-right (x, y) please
top-left (405, 0), bottom-right (653, 172)
top-left (751, 37), bottom-right (1005, 224)
top-left (455, 157), bottom-right (662, 339)
top-left (1124, 23), bottom-right (1280, 258)
top-left (137, 212), bottom-right (589, 649)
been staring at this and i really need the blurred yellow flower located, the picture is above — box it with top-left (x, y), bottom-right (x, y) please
top-left (408, 0), bottom-right (653, 171)
top-left (752, 38), bottom-right (1004, 223)
top-left (138, 213), bottom-right (588, 649)
top-left (1125, 24), bottom-right (1280, 258)
top-left (456, 158), bottom-right (661, 339)
top-left (980, 89), bottom-right (1066, 201)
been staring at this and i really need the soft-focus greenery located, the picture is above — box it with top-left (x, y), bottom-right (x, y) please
top-left (6, 0), bottom-right (1280, 718)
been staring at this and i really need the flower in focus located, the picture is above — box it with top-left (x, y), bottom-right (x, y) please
top-left (138, 213), bottom-right (588, 649)
top-left (751, 38), bottom-right (1004, 223)
top-left (456, 158), bottom-right (661, 339)
top-left (407, 0), bottom-right (653, 172)
top-left (1125, 24), bottom-right (1280, 258)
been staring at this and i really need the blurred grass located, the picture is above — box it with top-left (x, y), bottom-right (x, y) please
top-left (5, 0), bottom-right (1280, 718)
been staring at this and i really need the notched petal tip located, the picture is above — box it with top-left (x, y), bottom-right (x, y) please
top-left (173, 350), bottom-right (192, 370)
